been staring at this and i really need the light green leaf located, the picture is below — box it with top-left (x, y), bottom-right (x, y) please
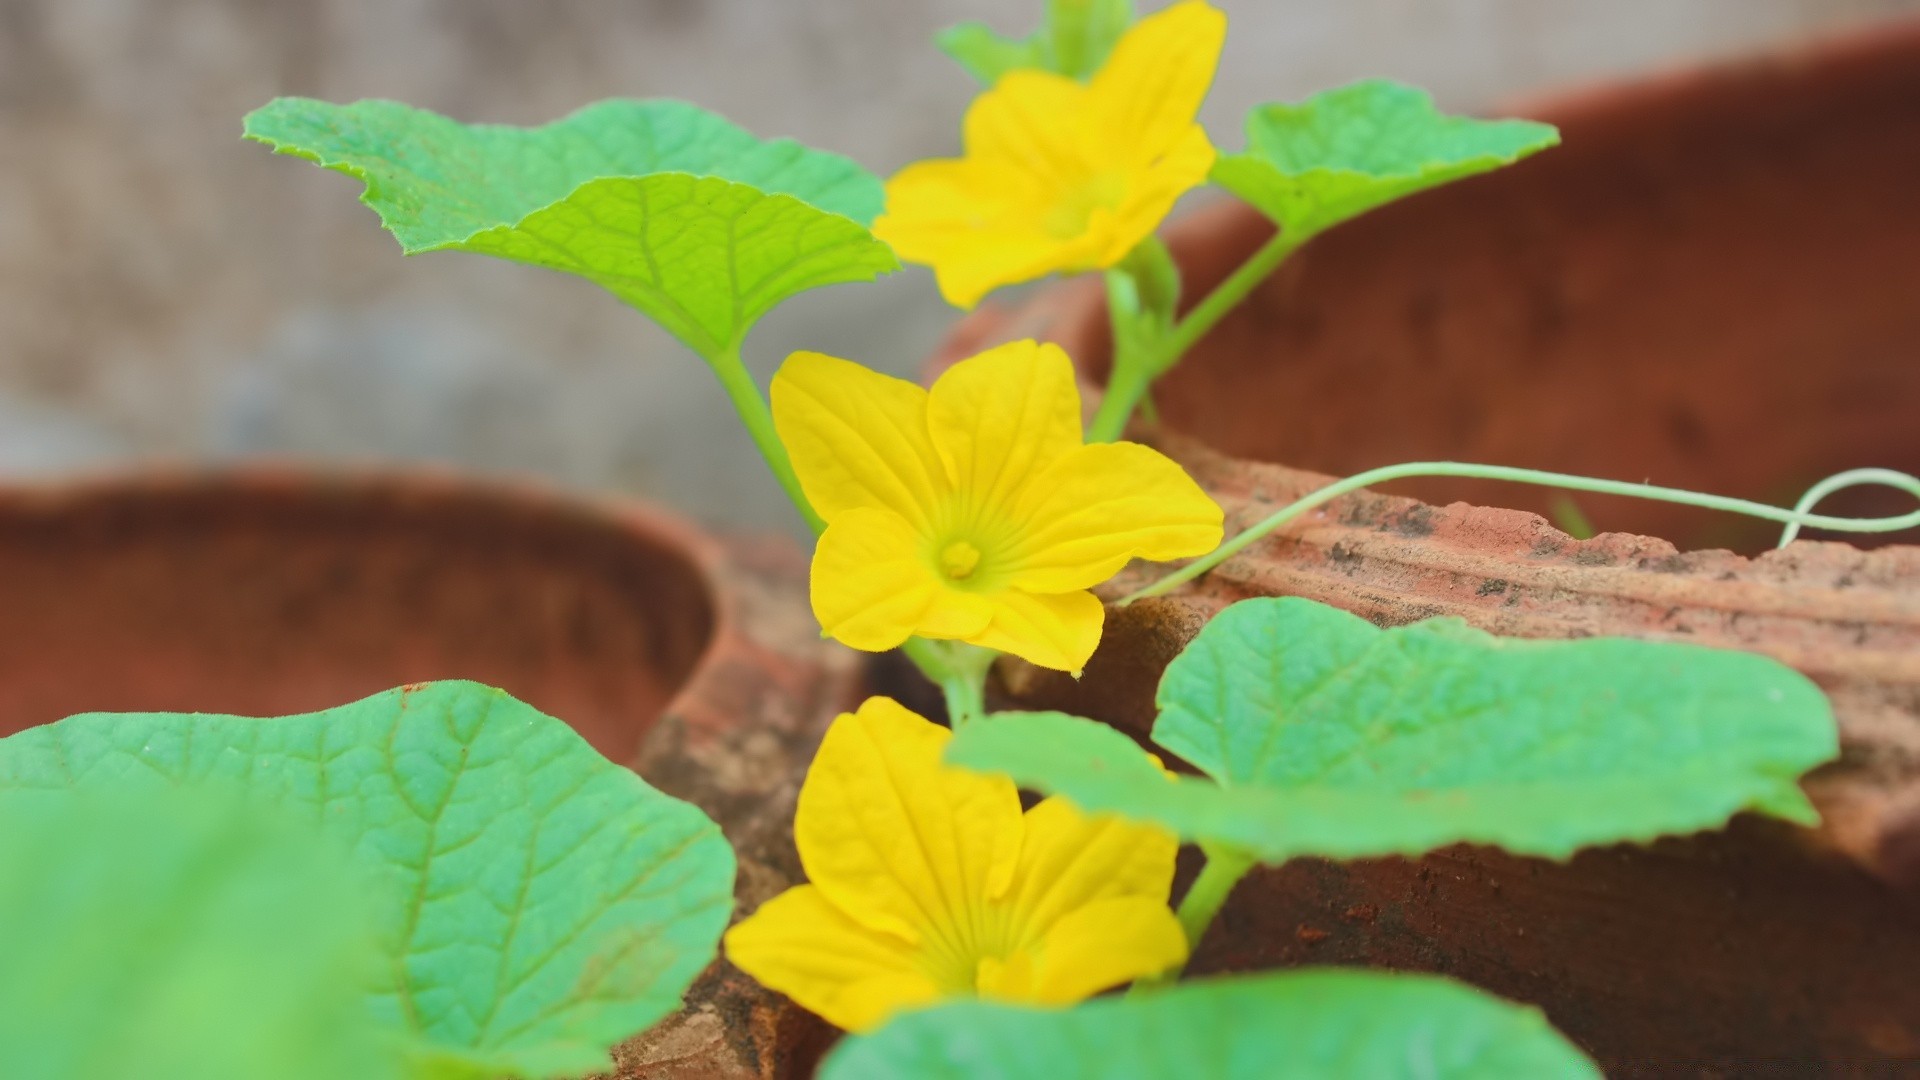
top-left (244, 97), bottom-right (897, 357)
top-left (936, 23), bottom-right (1047, 85)
top-left (0, 681), bottom-right (736, 1080)
top-left (950, 598), bottom-right (1837, 863)
top-left (939, 0), bottom-right (1133, 84)
top-left (0, 789), bottom-right (396, 1080)
top-left (1212, 79), bottom-right (1559, 236)
top-left (947, 710), bottom-right (1280, 855)
top-left (819, 969), bottom-right (1600, 1079)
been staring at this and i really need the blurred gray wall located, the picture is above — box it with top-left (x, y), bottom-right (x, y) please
top-left (3, 0), bottom-right (1916, 531)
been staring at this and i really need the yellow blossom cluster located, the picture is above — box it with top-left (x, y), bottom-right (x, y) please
top-left (732, 1), bottom-right (1233, 1035)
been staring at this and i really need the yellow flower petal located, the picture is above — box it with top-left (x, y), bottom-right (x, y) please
top-left (772, 351), bottom-right (949, 530)
top-left (877, 158), bottom-right (1045, 256)
top-left (810, 506), bottom-right (998, 651)
top-left (926, 341), bottom-right (1084, 517)
top-left (1004, 441), bottom-right (1223, 593)
top-left (924, 223), bottom-right (1093, 310)
top-left (811, 507), bottom-right (947, 653)
top-left (723, 885), bottom-right (940, 1033)
top-left (1006, 795), bottom-right (1179, 940)
top-left (1089, 0), bottom-right (1227, 161)
top-left (795, 698), bottom-right (1024, 946)
top-left (1100, 123), bottom-right (1216, 265)
top-left (1026, 895), bottom-right (1189, 1003)
top-left (877, 160), bottom-right (1094, 310)
top-left (963, 71), bottom-right (1095, 189)
top-left (968, 587), bottom-right (1106, 673)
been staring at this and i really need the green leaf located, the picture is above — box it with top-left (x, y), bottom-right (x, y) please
top-left (948, 710), bottom-right (1278, 854)
top-left (936, 23), bottom-right (1048, 85)
top-left (0, 681), bottom-right (736, 1080)
top-left (950, 598), bottom-right (1837, 863)
top-left (939, 0), bottom-right (1133, 84)
top-left (818, 969), bottom-right (1600, 1079)
top-left (1212, 79), bottom-right (1559, 237)
top-left (0, 789), bottom-right (397, 1080)
top-left (244, 97), bottom-right (897, 358)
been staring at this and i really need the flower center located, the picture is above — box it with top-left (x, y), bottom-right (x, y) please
top-left (939, 540), bottom-right (983, 581)
top-left (1043, 172), bottom-right (1129, 239)
top-left (973, 951), bottom-right (1037, 999)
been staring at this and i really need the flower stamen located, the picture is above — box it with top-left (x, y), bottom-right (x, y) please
top-left (940, 540), bottom-right (983, 581)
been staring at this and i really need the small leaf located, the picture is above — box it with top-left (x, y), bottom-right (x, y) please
top-left (818, 969), bottom-right (1601, 1079)
top-left (0, 789), bottom-right (396, 1080)
top-left (244, 97), bottom-right (897, 358)
top-left (1043, 0), bottom-right (1135, 79)
top-left (1212, 79), bottom-right (1559, 236)
top-left (939, 0), bottom-right (1133, 84)
top-left (950, 598), bottom-right (1837, 863)
top-left (0, 681), bottom-right (736, 1079)
top-left (936, 23), bottom-right (1048, 85)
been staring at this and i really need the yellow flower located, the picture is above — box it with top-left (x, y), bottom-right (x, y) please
top-left (723, 697), bottom-right (1187, 1032)
top-left (771, 340), bottom-right (1222, 673)
top-left (875, 0), bottom-right (1227, 308)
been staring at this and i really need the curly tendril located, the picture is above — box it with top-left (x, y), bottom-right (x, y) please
top-left (1122, 462), bottom-right (1920, 605)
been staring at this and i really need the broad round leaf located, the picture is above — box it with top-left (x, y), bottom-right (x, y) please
top-left (244, 97), bottom-right (897, 357)
top-left (819, 969), bottom-right (1600, 1079)
top-left (1212, 79), bottom-right (1558, 236)
top-left (0, 789), bottom-right (395, 1080)
top-left (949, 598), bottom-right (1837, 863)
top-left (0, 681), bottom-right (736, 1080)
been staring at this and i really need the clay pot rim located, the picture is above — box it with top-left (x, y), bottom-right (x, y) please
top-left (0, 463), bottom-right (872, 1075)
top-left (0, 461), bottom-right (738, 754)
top-left (1481, 9), bottom-right (1920, 125)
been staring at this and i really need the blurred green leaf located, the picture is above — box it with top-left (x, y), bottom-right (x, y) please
top-left (1213, 80), bottom-right (1559, 236)
top-left (950, 597), bottom-right (1837, 863)
top-left (0, 681), bottom-right (736, 1080)
top-left (0, 789), bottom-right (394, 1080)
top-left (819, 969), bottom-right (1600, 1079)
top-left (939, 0), bottom-right (1134, 84)
top-left (244, 97), bottom-right (896, 358)
top-left (936, 23), bottom-right (1047, 85)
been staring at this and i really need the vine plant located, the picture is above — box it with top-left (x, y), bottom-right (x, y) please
top-left (6, 1), bottom-right (1917, 1078)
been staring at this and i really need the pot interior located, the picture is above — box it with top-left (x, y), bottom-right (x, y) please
top-left (1141, 32), bottom-right (1920, 552)
top-left (0, 475), bottom-right (716, 761)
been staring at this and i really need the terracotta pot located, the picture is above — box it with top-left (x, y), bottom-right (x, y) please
top-left (0, 467), bottom-right (858, 1079)
top-left (935, 20), bottom-right (1920, 1076)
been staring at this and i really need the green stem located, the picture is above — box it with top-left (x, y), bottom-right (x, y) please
top-left (1175, 846), bottom-right (1256, 949)
top-left (1132, 845), bottom-right (1256, 994)
top-left (1124, 461), bottom-right (1920, 604)
top-left (707, 343), bottom-right (826, 535)
top-left (940, 668), bottom-right (987, 729)
top-left (901, 638), bottom-right (995, 728)
top-left (1086, 227), bottom-right (1312, 443)
top-left (1153, 226), bottom-right (1312, 375)
top-left (1086, 333), bottom-right (1156, 442)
